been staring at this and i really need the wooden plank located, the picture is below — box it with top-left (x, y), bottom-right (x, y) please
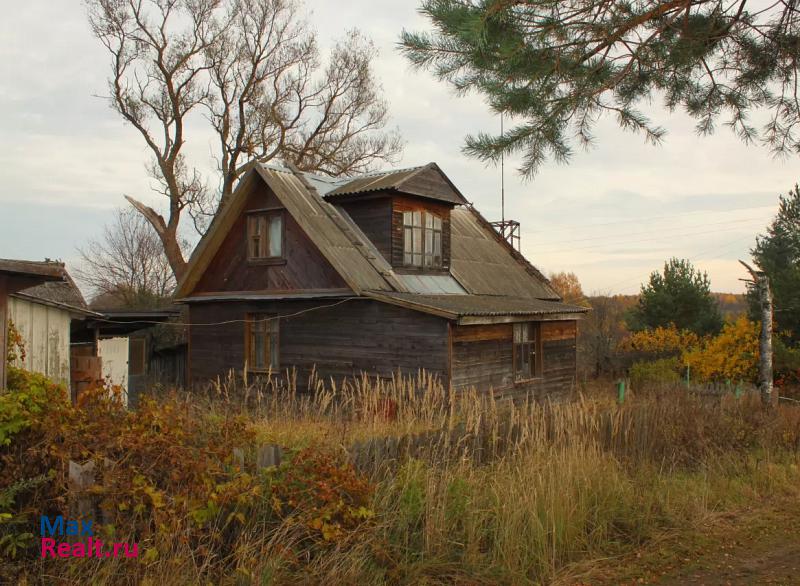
top-left (452, 323), bottom-right (512, 343)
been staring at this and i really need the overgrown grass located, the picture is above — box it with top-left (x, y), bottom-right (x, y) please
top-left (2, 368), bottom-right (799, 584)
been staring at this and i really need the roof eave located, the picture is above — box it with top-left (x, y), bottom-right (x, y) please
top-left (457, 311), bottom-right (587, 326)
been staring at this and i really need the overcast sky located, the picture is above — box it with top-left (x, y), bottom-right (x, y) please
top-left (1, 1), bottom-right (797, 295)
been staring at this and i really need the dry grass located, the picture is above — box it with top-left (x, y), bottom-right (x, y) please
top-left (14, 372), bottom-right (800, 585)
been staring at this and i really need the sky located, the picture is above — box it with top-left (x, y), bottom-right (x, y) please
top-left (0, 1), bottom-right (797, 296)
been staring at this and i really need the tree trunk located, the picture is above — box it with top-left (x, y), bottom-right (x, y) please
top-left (161, 232), bottom-right (188, 283)
top-left (124, 195), bottom-right (187, 282)
top-left (758, 274), bottom-right (774, 407)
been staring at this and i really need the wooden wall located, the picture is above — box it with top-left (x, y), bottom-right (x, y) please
top-left (340, 198), bottom-right (393, 262)
top-left (188, 299), bottom-right (450, 387)
top-left (7, 296), bottom-right (72, 385)
top-left (193, 183), bottom-right (348, 294)
top-left (450, 320), bottom-right (577, 400)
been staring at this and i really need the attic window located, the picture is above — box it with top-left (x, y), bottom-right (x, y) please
top-left (247, 211), bottom-right (283, 261)
top-left (403, 210), bottom-right (442, 268)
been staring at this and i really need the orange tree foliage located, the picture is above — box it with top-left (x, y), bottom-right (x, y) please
top-left (619, 324), bottom-right (700, 356)
top-left (683, 317), bottom-right (760, 383)
top-left (548, 271), bottom-right (590, 307)
top-left (620, 318), bottom-right (761, 383)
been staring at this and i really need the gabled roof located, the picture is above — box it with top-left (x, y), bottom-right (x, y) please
top-left (177, 162), bottom-right (575, 319)
top-left (177, 164), bottom-right (396, 298)
top-left (325, 162), bottom-right (468, 206)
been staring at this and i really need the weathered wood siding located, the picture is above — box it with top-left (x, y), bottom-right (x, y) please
top-left (340, 198), bottom-right (393, 262)
top-left (7, 296), bottom-right (72, 385)
top-left (192, 183), bottom-right (348, 294)
top-left (188, 299), bottom-right (449, 387)
top-left (451, 320), bottom-right (577, 400)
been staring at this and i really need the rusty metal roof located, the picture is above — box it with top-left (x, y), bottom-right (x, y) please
top-left (367, 292), bottom-right (588, 320)
top-left (324, 163), bottom-right (468, 205)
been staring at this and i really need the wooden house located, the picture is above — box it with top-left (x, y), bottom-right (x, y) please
top-left (176, 163), bottom-right (588, 399)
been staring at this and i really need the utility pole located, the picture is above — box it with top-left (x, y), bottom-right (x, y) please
top-left (739, 261), bottom-right (773, 407)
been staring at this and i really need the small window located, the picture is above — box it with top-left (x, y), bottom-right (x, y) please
top-left (246, 314), bottom-right (279, 371)
top-left (247, 211), bottom-right (283, 261)
top-left (403, 210), bottom-right (442, 269)
top-left (513, 323), bottom-right (540, 381)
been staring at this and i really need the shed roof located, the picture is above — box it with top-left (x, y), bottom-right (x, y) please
top-left (12, 269), bottom-right (97, 316)
top-left (0, 258), bottom-right (65, 280)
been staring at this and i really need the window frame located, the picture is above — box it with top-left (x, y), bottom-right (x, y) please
top-left (246, 209), bottom-right (285, 264)
top-left (512, 322), bottom-right (542, 382)
top-left (402, 209), bottom-right (443, 269)
top-left (244, 313), bottom-right (279, 372)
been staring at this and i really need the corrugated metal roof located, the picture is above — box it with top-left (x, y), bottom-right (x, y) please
top-left (325, 163), bottom-right (467, 205)
top-left (450, 207), bottom-right (560, 300)
top-left (327, 166), bottom-right (425, 195)
top-left (253, 166), bottom-right (394, 293)
top-left (367, 292), bottom-right (588, 318)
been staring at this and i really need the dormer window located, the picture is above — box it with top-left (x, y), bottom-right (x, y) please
top-left (247, 211), bottom-right (283, 261)
top-left (403, 210), bottom-right (442, 268)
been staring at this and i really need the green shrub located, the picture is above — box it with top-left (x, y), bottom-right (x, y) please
top-left (0, 367), bottom-right (68, 446)
top-left (629, 358), bottom-right (681, 389)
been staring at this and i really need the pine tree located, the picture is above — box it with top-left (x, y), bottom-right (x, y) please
top-left (627, 258), bottom-right (723, 336)
top-left (401, 1), bottom-right (800, 176)
top-left (750, 185), bottom-right (800, 343)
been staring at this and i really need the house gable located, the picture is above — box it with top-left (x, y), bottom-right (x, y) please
top-left (190, 179), bottom-right (349, 295)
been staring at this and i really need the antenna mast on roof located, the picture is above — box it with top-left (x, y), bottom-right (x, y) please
top-left (491, 112), bottom-right (520, 251)
top-left (501, 113), bottom-right (505, 225)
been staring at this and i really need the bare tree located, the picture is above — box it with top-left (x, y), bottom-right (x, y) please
top-left (76, 208), bottom-right (177, 308)
top-left (87, 0), bottom-right (403, 279)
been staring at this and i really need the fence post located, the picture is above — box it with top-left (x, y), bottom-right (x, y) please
top-left (68, 460), bottom-right (96, 522)
top-left (617, 379), bottom-right (626, 404)
top-left (685, 365), bottom-right (691, 387)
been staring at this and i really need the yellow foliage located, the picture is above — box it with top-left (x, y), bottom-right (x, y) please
top-left (620, 324), bottom-right (700, 355)
top-left (683, 317), bottom-right (760, 383)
